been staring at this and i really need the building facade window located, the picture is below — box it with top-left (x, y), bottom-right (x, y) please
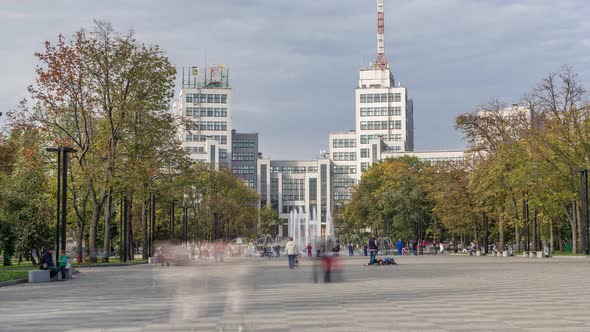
top-left (389, 107), bottom-right (401, 116)
top-left (219, 149), bottom-right (227, 159)
top-left (186, 93), bottom-right (228, 104)
top-left (334, 192), bottom-right (352, 201)
top-left (270, 166), bottom-right (307, 174)
top-left (232, 152), bottom-right (256, 161)
top-left (361, 162), bottom-right (370, 172)
top-left (389, 120), bottom-right (402, 130)
top-left (360, 93), bottom-right (402, 104)
top-left (186, 121), bottom-right (228, 131)
top-left (232, 165), bottom-right (255, 174)
top-left (383, 145), bottom-right (401, 152)
top-left (232, 139), bottom-right (256, 148)
top-left (390, 134), bottom-right (402, 141)
top-left (332, 138), bottom-right (356, 148)
top-left (186, 147), bottom-right (205, 154)
top-left (332, 165), bottom-right (357, 174)
top-left (360, 134), bottom-right (384, 144)
top-left (282, 178), bottom-right (305, 201)
top-left (332, 152), bottom-right (357, 161)
top-left (185, 107), bottom-right (227, 117)
top-left (360, 121), bottom-right (388, 130)
top-left (333, 178), bottom-right (357, 188)
top-left (360, 148), bottom-right (370, 158)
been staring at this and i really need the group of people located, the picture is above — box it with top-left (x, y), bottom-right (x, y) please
top-left (39, 247), bottom-right (67, 280)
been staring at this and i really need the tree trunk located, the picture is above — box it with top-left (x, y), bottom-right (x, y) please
top-left (550, 216), bottom-right (555, 255)
top-left (529, 210), bottom-right (539, 251)
top-left (499, 206), bottom-right (505, 252)
top-left (557, 225), bottom-right (563, 251)
top-left (88, 204), bottom-right (102, 263)
top-left (103, 191), bottom-right (112, 263)
top-left (570, 201), bottom-right (578, 254)
top-left (514, 219), bottom-right (520, 253)
top-left (142, 198), bottom-right (148, 260)
top-left (127, 198), bottom-right (133, 261)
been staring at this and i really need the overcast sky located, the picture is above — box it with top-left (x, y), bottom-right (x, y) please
top-left (1, 0), bottom-right (589, 159)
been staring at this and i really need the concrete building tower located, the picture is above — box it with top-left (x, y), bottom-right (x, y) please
top-left (355, 0), bottom-right (414, 174)
top-left (176, 66), bottom-right (232, 169)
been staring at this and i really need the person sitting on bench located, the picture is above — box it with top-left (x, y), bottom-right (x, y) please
top-left (40, 247), bottom-right (66, 280)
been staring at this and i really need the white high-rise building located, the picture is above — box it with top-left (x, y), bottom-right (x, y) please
top-left (175, 66), bottom-right (232, 169)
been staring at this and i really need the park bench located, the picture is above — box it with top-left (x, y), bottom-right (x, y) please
top-left (28, 266), bottom-right (72, 283)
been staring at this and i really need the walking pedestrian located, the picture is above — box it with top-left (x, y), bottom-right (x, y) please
top-left (412, 240), bottom-right (418, 255)
top-left (363, 243), bottom-right (368, 256)
top-left (285, 237), bottom-right (297, 269)
top-left (368, 236), bottom-right (378, 265)
top-left (348, 243), bottom-right (354, 256)
top-left (306, 243), bottom-right (312, 257)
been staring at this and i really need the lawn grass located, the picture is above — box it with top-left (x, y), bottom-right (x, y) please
top-left (0, 264), bottom-right (32, 282)
top-left (0, 257), bottom-right (146, 283)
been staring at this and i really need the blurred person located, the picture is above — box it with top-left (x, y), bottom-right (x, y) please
top-left (348, 243), bottom-right (354, 256)
top-left (368, 236), bottom-right (378, 265)
top-left (190, 241), bottom-right (196, 260)
top-left (306, 243), bottom-right (312, 257)
top-left (440, 241), bottom-right (445, 255)
top-left (396, 239), bottom-right (404, 256)
top-left (363, 243), bottom-right (368, 256)
top-left (334, 243), bottom-right (341, 256)
top-left (285, 237), bottom-right (297, 269)
top-left (412, 240), bottom-right (418, 255)
top-left (214, 241), bottom-right (225, 262)
top-left (40, 247), bottom-right (66, 280)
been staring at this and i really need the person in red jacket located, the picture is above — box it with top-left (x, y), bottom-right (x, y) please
top-left (306, 243), bottom-right (312, 257)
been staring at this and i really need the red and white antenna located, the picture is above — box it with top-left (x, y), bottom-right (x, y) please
top-left (374, 0), bottom-right (388, 69)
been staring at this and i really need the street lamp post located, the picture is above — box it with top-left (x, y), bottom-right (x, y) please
top-left (46, 146), bottom-right (77, 263)
top-left (149, 193), bottom-right (155, 257)
top-left (577, 169), bottom-right (589, 255)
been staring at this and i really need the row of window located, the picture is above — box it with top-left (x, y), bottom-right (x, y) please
top-left (332, 165), bottom-right (357, 174)
top-left (361, 162), bottom-right (370, 172)
top-left (185, 135), bottom-right (227, 144)
top-left (360, 134), bottom-right (403, 144)
top-left (185, 93), bottom-right (228, 104)
top-left (282, 179), bottom-right (305, 201)
top-left (270, 166), bottom-right (318, 174)
top-left (186, 121), bottom-right (228, 131)
top-left (360, 120), bottom-right (402, 131)
top-left (233, 165), bottom-right (255, 174)
top-left (383, 146), bottom-right (401, 152)
top-left (333, 178), bottom-right (357, 188)
top-left (233, 139), bottom-right (256, 149)
top-left (360, 93), bottom-right (401, 103)
top-left (360, 107), bottom-right (401, 117)
top-left (242, 178), bottom-right (255, 188)
top-left (332, 152), bottom-right (357, 161)
top-left (186, 147), bottom-right (205, 154)
top-left (332, 139), bottom-right (356, 149)
top-left (186, 107), bottom-right (227, 117)
top-left (334, 192), bottom-right (352, 201)
top-left (232, 152), bottom-right (256, 161)
top-left (219, 149), bottom-right (227, 159)
top-left (361, 148), bottom-right (369, 158)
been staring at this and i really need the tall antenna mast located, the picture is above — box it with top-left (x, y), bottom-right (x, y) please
top-left (374, 0), bottom-right (387, 69)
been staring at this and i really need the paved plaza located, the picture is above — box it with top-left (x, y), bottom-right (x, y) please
top-left (1, 255), bottom-right (590, 331)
